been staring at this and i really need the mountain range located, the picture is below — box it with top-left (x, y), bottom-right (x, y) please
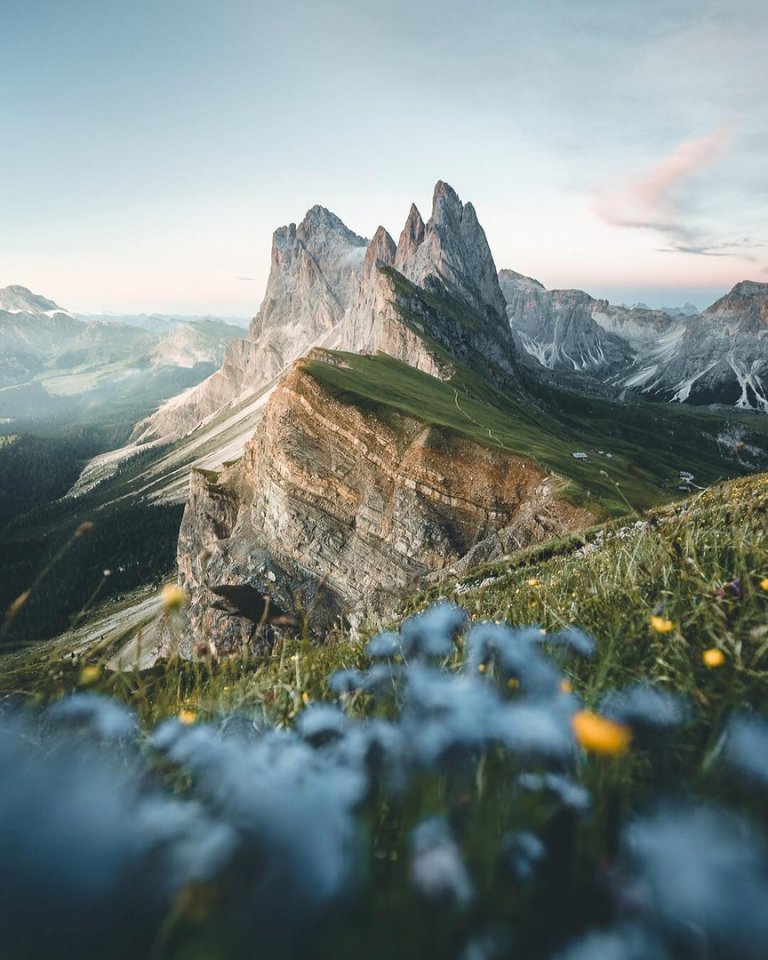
top-left (500, 272), bottom-right (768, 412)
top-left (0, 285), bottom-right (246, 422)
top-left (143, 182), bottom-right (768, 657)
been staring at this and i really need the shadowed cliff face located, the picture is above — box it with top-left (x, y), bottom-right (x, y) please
top-left (501, 272), bottom-right (768, 412)
top-left (340, 182), bottom-right (519, 383)
top-left (177, 356), bottom-right (591, 654)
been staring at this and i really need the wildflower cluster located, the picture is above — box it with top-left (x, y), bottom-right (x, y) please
top-left (1, 601), bottom-right (768, 959)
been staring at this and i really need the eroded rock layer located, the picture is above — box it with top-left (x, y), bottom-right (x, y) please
top-left (177, 357), bottom-right (590, 653)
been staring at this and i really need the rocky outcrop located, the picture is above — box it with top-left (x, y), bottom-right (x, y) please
top-left (341, 183), bottom-right (519, 382)
top-left (177, 355), bottom-right (592, 654)
top-left (501, 273), bottom-right (768, 412)
top-left (132, 206), bottom-right (369, 443)
top-left (396, 182), bottom-right (508, 324)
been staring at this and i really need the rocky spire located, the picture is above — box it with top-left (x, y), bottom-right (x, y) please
top-left (393, 204), bottom-right (426, 274)
top-left (393, 181), bottom-right (508, 325)
top-left (249, 205), bottom-right (368, 344)
top-left (363, 225), bottom-right (396, 279)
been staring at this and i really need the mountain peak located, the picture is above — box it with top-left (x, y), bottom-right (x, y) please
top-left (729, 280), bottom-right (768, 298)
top-left (393, 181), bottom-right (508, 323)
top-left (364, 226), bottom-right (396, 277)
top-left (0, 284), bottom-right (66, 315)
top-left (394, 204), bottom-right (426, 274)
top-left (431, 180), bottom-right (462, 218)
top-left (297, 205), bottom-right (368, 249)
top-left (498, 269), bottom-right (547, 292)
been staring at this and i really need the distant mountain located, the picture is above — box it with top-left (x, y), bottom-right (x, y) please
top-left (0, 284), bottom-right (71, 316)
top-left (0, 286), bottom-right (246, 421)
top-left (74, 311), bottom-right (250, 333)
top-left (501, 273), bottom-right (768, 412)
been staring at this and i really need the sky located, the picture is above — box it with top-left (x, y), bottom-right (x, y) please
top-left (2, 0), bottom-right (767, 315)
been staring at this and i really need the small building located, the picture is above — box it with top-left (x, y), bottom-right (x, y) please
top-left (572, 452), bottom-right (588, 460)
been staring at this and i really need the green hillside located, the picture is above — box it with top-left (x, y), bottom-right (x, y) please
top-left (303, 348), bottom-right (768, 516)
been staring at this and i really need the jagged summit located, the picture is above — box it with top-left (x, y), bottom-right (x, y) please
top-left (726, 280), bottom-right (768, 299)
top-left (393, 180), bottom-right (508, 324)
top-left (363, 226), bottom-right (396, 276)
top-left (294, 203), bottom-right (368, 248)
top-left (394, 204), bottom-right (426, 274)
top-left (134, 180), bottom-right (520, 446)
top-left (131, 204), bottom-right (369, 444)
top-left (502, 271), bottom-right (768, 412)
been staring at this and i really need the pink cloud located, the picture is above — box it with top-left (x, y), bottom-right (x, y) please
top-left (593, 126), bottom-right (731, 234)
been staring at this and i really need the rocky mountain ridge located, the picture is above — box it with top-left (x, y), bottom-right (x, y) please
top-left (501, 273), bottom-right (768, 412)
top-left (130, 207), bottom-right (370, 445)
top-left (177, 350), bottom-right (590, 654)
top-left (134, 181), bottom-right (518, 448)
top-left (171, 182), bottom-right (768, 655)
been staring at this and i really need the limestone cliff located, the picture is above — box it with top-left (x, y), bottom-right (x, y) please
top-left (132, 206), bottom-right (368, 443)
top-left (177, 354), bottom-right (591, 654)
top-left (339, 182), bottom-right (519, 383)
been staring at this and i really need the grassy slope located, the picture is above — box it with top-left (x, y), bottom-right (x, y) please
top-left (303, 348), bottom-right (768, 516)
top-left (3, 472), bottom-right (766, 733)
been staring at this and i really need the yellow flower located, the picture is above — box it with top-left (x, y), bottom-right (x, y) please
top-left (507, 677), bottom-right (520, 690)
top-left (560, 679), bottom-right (573, 694)
top-left (79, 664), bottom-right (101, 686)
top-left (301, 692), bottom-right (311, 705)
top-left (760, 577), bottom-right (768, 592)
top-left (162, 584), bottom-right (187, 611)
top-left (572, 710), bottom-right (631, 755)
top-left (477, 663), bottom-right (487, 673)
top-left (650, 615), bottom-right (674, 634)
top-left (703, 648), bottom-right (725, 668)
top-left (178, 708), bottom-right (197, 725)
top-left (527, 578), bottom-right (540, 587)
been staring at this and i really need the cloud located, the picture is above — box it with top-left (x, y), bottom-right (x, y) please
top-left (656, 237), bottom-right (761, 260)
top-left (593, 126), bottom-right (768, 269)
top-left (593, 126), bottom-right (735, 247)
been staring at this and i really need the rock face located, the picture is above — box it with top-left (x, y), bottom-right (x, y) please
top-left (132, 206), bottom-right (369, 443)
top-left (340, 183), bottom-right (518, 382)
top-left (499, 271), bottom-right (636, 373)
top-left (396, 182), bottom-right (508, 323)
top-left (501, 273), bottom-right (768, 412)
top-left (177, 355), bottom-right (590, 654)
